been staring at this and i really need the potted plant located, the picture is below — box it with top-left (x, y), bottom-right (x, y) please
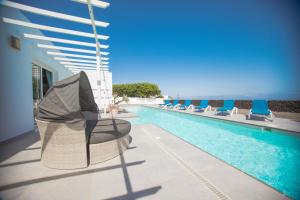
top-left (108, 95), bottom-right (129, 114)
top-left (108, 104), bottom-right (119, 115)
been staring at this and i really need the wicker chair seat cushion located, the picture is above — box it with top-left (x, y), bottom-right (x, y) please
top-left (88, 119), bottom-right (131, 144)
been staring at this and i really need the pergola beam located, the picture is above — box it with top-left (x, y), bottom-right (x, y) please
top-left (24, 34), bottom-right (109, 49)
top-left (1, 0), bottom-right (109, 27)
top-left (55, 57), bottom-right (109, 65)
top-left (65, 65), bottom-right (97, 70)
top-left (101, 57), bottom-right (109, 61)
top-left (72, 0), bottom-right (110, 9)
top-left (53, 57), bottom-right (97, 63)
top-left (64, 62), bottom-right (109, 69)
top-left (48, 51), bottom-right (96, 59)
top-left (3, 18), bottom-right (109, 40)
top-left (48, 51), bottom-right (109, 60)
top-left (60, 62), bottom-right (97, 67)
top-left (48, 51), bottom-right (94, 59)
top-left (37, 44), bottom-right (109, 55)
top-left (65, 65), bottom-right (108, 70)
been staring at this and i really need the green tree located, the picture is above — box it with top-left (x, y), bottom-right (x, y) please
top-left (113, 82), bottom-right (161, 98)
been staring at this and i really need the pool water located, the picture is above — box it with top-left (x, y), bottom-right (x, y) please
top-left (126, 106), bottom-right (300, 199)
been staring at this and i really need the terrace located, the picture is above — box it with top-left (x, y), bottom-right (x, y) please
top-left (1, 102), bottom-right (300, 199)
top-left (0, 117), bottom-right (291, 200)
top-left (1, 0), bottom-right (300, 200)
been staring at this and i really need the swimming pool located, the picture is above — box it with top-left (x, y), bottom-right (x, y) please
top-left (126, 106), bottom-right (300, 199)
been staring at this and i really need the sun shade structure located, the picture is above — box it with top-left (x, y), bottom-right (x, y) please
top-left (1, 0), bottom-right (112, 110)
top-left (72, 0), bottom-right (110, 9)
top-left (3, 18), bottom-right (109, 40)
top-left (37, 71), bottom-right (98, 121)
top-left (24, 34), bottom-right (109, 49)
top-left (1, 0), bottom-right (109, 27)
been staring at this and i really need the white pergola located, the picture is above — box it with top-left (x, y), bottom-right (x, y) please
top-left (1, 0), bottom-right (111, 111)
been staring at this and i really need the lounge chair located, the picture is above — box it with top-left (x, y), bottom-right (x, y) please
top-left (215, 100), bottom-right (238, 116)
top-left (166, 100), bottom-right (180, 109)
top-left (36, 72), bottom-right (131, 169)
top-left (248, 100), bottom-right (274, 121)
top-left (194, 100), bottom-right (211, 112)
top-left (178, 100), bottom-right (193, 110)
top-left (159, 99), bottom-right (171, 108)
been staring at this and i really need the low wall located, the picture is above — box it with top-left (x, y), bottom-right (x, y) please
top-left (119, 97), bottom-right (164, 105)
top-left (168, 100), bottom-right (300, 113)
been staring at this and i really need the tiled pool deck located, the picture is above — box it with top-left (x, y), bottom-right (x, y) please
top-left (0, 114), bottom-right (290, 199)
top-left (143, 105), bottom-right (300, 133)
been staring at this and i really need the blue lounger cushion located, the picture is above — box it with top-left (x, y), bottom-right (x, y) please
top-left (217, 100), bottom-right (235, 111)
top-left (160, 100), bottom-right (170, 106)
top-left (195, 100), bottom-right (209, 109)
top-left (251, 100), bottom-right (271, 115)
top-left (251, 109), bottom-right (271, 115)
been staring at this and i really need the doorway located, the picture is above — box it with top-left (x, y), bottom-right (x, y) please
top-left (32, 63), bottom-right (53, 116)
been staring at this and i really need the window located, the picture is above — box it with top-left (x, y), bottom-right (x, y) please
top-left (32, 63), bottom-right (53, 116)
top-left (42, 67), bottom-right (53, 96)
top-left (32, 64), bottom-right (41, 100)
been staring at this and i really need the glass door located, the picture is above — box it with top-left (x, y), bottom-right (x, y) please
top-left (32, 63), bottom-right (53, 117)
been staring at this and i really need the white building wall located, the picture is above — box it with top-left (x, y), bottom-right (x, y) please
top-left (0, 6), bottom-right (72, 142)
top-left (85, 70), bottom-right (113, 110)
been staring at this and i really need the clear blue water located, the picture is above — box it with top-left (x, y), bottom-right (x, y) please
top-left (127, 106), bottom-right (300, 199)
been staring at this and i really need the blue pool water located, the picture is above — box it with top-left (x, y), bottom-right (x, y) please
top-left (126, 106), bottom-right (300, 199)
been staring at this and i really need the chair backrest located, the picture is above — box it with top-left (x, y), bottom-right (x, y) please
top-left (173, 100), bottom-right (179, 105)
top-left (164, 100), bottom-right (170, 104)
top-left (184, 100), bottom-right (192, 106)
top-left (200, 100), bottom-right (209, 108)
top-left (252, 100), bottom-right (268, 110)
top-left (223, 100), bottom-right (235, 109)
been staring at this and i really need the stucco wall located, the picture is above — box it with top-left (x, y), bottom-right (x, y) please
top-left (0, 6), bottom-right (72, 142)
top-left (85, 70), bottom-right (113, 109)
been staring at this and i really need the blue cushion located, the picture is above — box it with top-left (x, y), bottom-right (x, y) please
top-left (223, 100), bottom-right (235, 109)
top-left (252, 100), bottom-right (268, 110)
top-left (251, 109), bottom-right (270, 115)
top-left (251, 100), bottom-right (270, 115)
top-left (217, 107), bottom-right (229, 111)
top-left (217, 100), bottom-right (235, 111)
top-left (195, 100), bottom-right (208, 109)
top-left (164, 100), bottom-right (170, 105)
top-left (172, 100), bottom-right (179, 105)
top-left (183, 100), bottom-right (192, 106)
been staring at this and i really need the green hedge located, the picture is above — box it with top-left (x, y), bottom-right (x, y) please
top-left (113, 83), bottom-right (161, 98)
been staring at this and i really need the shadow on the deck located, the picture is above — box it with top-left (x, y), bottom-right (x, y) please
top-left (0, 125), bottom-right (162, 200)
top-left (0, 160), bottom-right (146, 191)
top-left (106, 120), bottom-right (162, 200)
top-left (0, 159), bottom-right (40, 168)
top-left (0, 130), bottom-right (40, 162)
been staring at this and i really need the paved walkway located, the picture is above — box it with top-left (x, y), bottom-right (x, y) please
top-left (0, 124), bottom-right (289, 200)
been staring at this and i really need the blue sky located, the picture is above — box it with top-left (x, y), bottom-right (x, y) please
top-left (15, 0), bottom-right (300, 99)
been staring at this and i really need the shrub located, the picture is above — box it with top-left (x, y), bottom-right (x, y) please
top-left (113, 82), bottom-right (161, 98)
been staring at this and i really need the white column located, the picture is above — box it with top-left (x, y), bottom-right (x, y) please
top-left (96, 56), bottom-right (102, 112)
